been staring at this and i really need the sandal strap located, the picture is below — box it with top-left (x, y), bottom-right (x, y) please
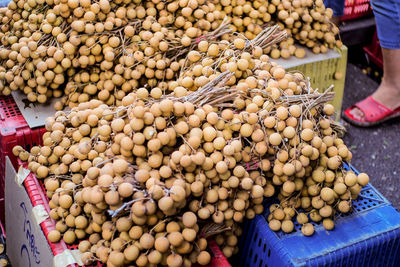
top-left (354, 96), bottom-right (392, 122)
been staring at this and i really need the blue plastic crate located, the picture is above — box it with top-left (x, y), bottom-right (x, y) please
top-left (0, 0), bottom-right (9, 7)
top-left (237, 164), bottom-right (400, 267)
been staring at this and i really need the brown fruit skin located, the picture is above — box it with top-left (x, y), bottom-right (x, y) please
top-left (167, 254), bottom-right (183, 267)
top-left (140, 233), bottom-right (155, 249)
top-left (168, 232), bottom-right (184, 247)
top-left (323, 218), bottom-right (335, 230)
top-left (63, 230), bottom-right (76, 244)
top-left (301, 223), bottom-right (315, 236)
top-left (281, 220), bottom-right (294, 233)
top-left (357, 173), bottom-right (370, 186)
top-left (11, 12), bottom-right (346, 261)
top-left (124, 245), bottom-right (139, 262)
top-left (197, 251), bottom-right (211, 265)
top-left (48, 230), bottom-right (61, 243)
top-left (269, 219), bottom-right (281, 231)
top-left (154, 236), bottom-right (170, 253)
top-left (109, 251), bottom-right (124, 266)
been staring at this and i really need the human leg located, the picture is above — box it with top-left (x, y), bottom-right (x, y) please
top-left (324, 0), bottom-right (345, 24)
top-left (343, 0), bottom-right (400, 126)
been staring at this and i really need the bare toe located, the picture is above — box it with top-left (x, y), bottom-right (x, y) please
top-left (349, 107), bottom-right (364, 120)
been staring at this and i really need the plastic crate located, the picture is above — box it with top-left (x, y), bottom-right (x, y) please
top-left (341, 0), bottom-right (372, 21)
top-left (0, 95), bottom-right (46, 224)
top-left (21, 160), bottom-right (230, 267)
top-left (238, 168), bottom-right (400, 266)
top-left (364, 30), bottom-right (383, 69)
top-left (237, 164), bottom-right (400, 267)
top-left (22, 164), bottom-right (71, 261)
top-left (285, 46), bottom-right (348, 121)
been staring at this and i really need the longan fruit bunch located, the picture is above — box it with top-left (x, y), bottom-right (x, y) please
top-left (267, 169), bottom-right (370, 236)
top-left (265, 0), bottom-right (342, 59)
top-left (202, 0), bottom-right (342, 59)
top-left (262, 101), bottom-right (370, 236)
top-left (168, 26), bottom-right (291, 98)
top-left (0, 0), bottom-right (344, 108)
top-left (0, 0), bottom-right (229, 107)
top-left (14, 91), bottom-right (279, 265)
top-left (14, 33), bottom-right (367, 266)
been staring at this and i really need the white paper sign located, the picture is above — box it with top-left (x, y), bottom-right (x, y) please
top-left (5, 157), bottom-right (54, 267)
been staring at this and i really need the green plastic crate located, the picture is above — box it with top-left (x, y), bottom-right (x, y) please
top-left (275, 46), bottom-right (348, 121)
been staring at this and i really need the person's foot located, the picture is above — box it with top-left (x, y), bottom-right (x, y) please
top-left (349, 80), bottom-right (400, 120)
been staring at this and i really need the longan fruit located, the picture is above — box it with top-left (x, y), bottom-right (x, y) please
top-left (323, 218), bottom-right (335, 230)
top-left (154, 237), bottom-right (170, 253)
top-left (168, 232), bottom-right (183, 247)
top-left (48, 230), bottom-right (61, 243)
top-left (269, 219), bottom-right (281, 231)
top-left (281, 220), bottom-right (294, 233)
top-left (12, 145), bottom-right (23, 156)
top-left (357, 173), bottom-right (369, 186)
top-left (301, 223), bottom-right (315, 236)
top-left (197, 251), bottom-right (211, 265)
top-left (182, 211), bottom-right (197, 228)
top-left (140, 233), bottom-right (155, 249)
top-left (344, 172), bottom-right (357, 187)
top-left (63, 230), bottom-right (76, 244)
top-left (323, 104), bottom-right (335, 116)
top-left (296, 213), bottom-right (309, 224)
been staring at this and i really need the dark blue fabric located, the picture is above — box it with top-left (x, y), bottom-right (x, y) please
top-left (324, 0), bottom-right (346, 16)
top-left (371, 0), bottom-right (400, 49)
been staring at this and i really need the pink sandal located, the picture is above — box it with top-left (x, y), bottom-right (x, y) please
top-left (343, 96), bottom-right (400, 127)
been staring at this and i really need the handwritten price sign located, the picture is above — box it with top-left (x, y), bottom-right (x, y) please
top-left (5, 157), bottom-right (53, 267)
top-left (20, 202), bottom-right (41, 266)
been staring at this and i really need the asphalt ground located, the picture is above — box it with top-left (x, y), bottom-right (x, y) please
top-left (341, 63), bottom-right (400, 209)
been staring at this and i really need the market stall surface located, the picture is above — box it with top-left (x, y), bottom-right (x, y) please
top-left (342, 63), bottom-right (400, 209)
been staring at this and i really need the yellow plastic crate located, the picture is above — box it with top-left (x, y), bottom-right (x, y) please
top-left (274, 46), bottom-right (348, 121)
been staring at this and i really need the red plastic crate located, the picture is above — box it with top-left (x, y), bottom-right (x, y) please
top-left (21, 161), bottom-right (79, 267)
top-left (201, 240), bottom-right (231, 267)
top-left (364, 30), bottom-right (383, 69)
top-left (22, 160), bottom-right (231, 267)
top-left (23, 166), bottom-right (68, 257)
top-left (341, 0), bottom-right (372, 21)
top-left (0, 95), bottom-right (46, 224)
